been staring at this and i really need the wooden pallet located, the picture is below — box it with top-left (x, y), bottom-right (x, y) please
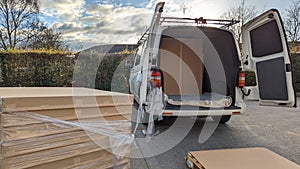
top-left (187, 152), bottom-right (205, 169)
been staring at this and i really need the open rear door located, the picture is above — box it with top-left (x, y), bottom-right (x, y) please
top-left (242, 9), bottom-right (296, 107)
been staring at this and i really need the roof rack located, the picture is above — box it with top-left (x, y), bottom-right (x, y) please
top-left (160, 17), bottom-right (240, 27)
top-left (137, 29), bottom-right (149, 45)
top-left (137, 17), bottom-right (239, 44)
top-left (137, 2), bottom-right (240, 45)
top-left (137, 2), bottom-right (165, 45)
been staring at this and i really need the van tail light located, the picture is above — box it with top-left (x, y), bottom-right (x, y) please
top-left (150, 70), bottom-right (162, 87)
top-left (238, 71), bottom-right (246, 88)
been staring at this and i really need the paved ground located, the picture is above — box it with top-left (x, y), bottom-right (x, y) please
top-left (131, 98), bottom-right (300, 169)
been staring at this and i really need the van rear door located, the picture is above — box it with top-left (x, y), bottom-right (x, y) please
top-left (242, 9), bottom-right (296, 107)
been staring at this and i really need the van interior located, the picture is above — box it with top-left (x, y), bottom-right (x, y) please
top-left (159, 26), bottom-right (241, 108)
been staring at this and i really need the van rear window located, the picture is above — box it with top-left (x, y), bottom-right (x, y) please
top-left (250, 20), bottom-right (283, 57)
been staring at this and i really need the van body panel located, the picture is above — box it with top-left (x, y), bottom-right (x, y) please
top-left (129, 5), bottom-right (296, 121)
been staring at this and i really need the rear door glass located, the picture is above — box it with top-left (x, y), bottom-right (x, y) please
top-left (250, 20), bottom-right (283, 57)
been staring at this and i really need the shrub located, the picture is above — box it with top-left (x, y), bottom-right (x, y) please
top-left (0, 50), bottom-right (133, 93)
top-left (291, 53), bottom-right (300, 93)
top-left (0, 52), bottom-right (76, 87)
top-left (72, 50), bottom-right (132, 92)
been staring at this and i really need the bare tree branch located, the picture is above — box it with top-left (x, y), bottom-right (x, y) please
top-left (0, 28), bottom-right (7, 49)
top-left (0, 0), bottom-right (39, 50)
top-left (285, 0), bottom-right (300, 46)
top-left (25, 25), bottom-right (67, 51)
top-left (221, 0), bottom-right (258, 43)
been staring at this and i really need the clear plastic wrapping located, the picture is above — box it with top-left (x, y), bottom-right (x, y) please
top-left (0, 110), bottom-right (133, 169)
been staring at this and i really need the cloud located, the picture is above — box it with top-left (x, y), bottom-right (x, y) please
top-left (40, 0), bottom-right (86, 22)
top-left (39, 0), bottom-right (229, 50)
top-left (146, 0), bottom-right (181, 13)
top-left (40, 2), bottom-right (154, 50)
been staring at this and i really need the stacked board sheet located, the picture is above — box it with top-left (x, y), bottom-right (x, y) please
top-left (187, 148), bottom-right (300, 169)
top-left (0, 87), bottom-right (134, 169)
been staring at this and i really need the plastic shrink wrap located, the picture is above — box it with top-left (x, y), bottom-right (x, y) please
top-left (0, 87), bottom-right (134, 169)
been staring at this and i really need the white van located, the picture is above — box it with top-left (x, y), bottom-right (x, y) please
top-left (129, 2), bottom-right (297, 124)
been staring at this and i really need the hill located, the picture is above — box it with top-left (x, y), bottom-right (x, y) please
top-left (82, 44), bottom-right (138, 53)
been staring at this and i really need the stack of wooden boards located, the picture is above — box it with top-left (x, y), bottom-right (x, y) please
top-left (0, 87), bottom-right (134, 169)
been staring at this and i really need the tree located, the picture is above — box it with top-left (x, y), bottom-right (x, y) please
top-left (221, 0), bottom-right (258, 43)
top-left (0, 0), bottom-right (39, 50)
top-left (285, 0), bottom-right (300, 46)
top-left (25, 25), bottom-right (67, 51)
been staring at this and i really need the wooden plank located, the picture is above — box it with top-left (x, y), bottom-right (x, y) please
top-left (0, 88), bottom-right (132, 169)
top-left (189, 148), bottom-right (300, 169)
top-left (0, 117), bottom-right (131, 168)
top-left (0, 87), bottom-right (133, 99)
top-left (1, 122), bottom-right (80, 142)
top-left (1, 118), bottom-right (131, 142)
top-left (1, 131), bottom-right (105, 158)
top-left (27, 150), bottom-right (114, 169)
top-left (1, 139), bottom-right (110, 169)
top-left (1, 87), bottom-right (133, 112)
top-left (28, 151), bottom-right (129, 169)
top-left (2, 96), bottom-right (133, 112)
top-left (1, 105), bottom-right (132, 127)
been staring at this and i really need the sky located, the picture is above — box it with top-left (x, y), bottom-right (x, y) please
top-left (39, 0), bottom-right (294, 51)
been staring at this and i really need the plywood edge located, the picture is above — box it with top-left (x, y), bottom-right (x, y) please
top-left (1, 131), bottom-right (107, 158)
top-left (2, 103), bottom-right (133, 112)
top-left (1, 141), bottom-right (109, 169)
top-left (0, 87), bottom-right (133, 97)
top-left (27, 150), bottom-right (114, 169)
top-left (1, 111), bottom-right (132, 127)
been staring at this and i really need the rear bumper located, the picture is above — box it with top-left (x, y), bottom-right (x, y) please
top-left (161, 108), bottom-right (245, 116)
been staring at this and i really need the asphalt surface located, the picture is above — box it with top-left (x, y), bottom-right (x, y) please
top-left (130, 98), bottom-right (300, 169)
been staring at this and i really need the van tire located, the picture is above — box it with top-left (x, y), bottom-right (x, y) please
top-left (212, 115), bottom-right (231, 124)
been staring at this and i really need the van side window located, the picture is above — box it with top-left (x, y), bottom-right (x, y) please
top-left (134, 44), bottom-right (143, 66)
